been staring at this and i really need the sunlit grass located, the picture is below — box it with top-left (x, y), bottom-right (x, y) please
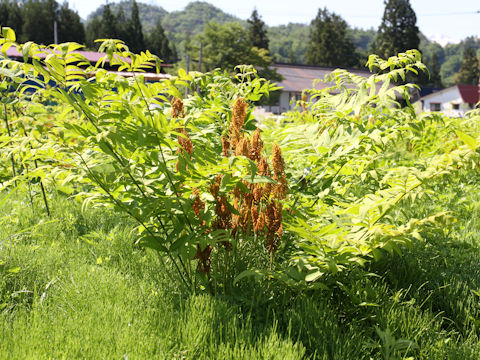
top-left (1, 182), bottom-right (480, 359)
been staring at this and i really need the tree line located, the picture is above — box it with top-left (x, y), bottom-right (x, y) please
top-left (85, 1), bottom-right (177, 63)
top-left (0, 0), bottom-right (177, 63)
top-left (0, 0), bottom-right (84, 44)
top-left (304, 0), bottom-right (478, 87)
top-left (0, 0), bottom-right (478, 86)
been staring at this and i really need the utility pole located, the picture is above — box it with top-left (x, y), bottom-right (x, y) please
top-left (198, 43), bottom-right (203, 72)
top-left (54, 19), bottom-right (58, 44)
top-left (185, 54), bottom-right (190, 97)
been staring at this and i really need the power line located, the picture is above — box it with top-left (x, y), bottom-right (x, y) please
top-left (347, 10), bottom-right (480, 18)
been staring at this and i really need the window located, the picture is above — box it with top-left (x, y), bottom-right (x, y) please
top-left (452, 103), bottom-right (460, 110)
top-left (430, 103), bottom-right (441, 112)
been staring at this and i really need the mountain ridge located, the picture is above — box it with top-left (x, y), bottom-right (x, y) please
top-left (85, 0), bottom-right (479, 86)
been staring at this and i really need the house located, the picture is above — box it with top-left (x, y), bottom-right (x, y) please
top-left (263, 63), bottom-right (373, 114)
top-left (417, 84), bottom-right (479, 117)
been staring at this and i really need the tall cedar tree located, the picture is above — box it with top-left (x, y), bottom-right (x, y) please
top-left (21, 0), bottom-right (58, 44)
top-left (247, 9), bottom-right (269, 51)
top-left (86, 16), bottom-right (102, 48)
top-left (116, 6), bottom-right (129, 41)
top-left (57, 2), bottom-right (85, 44)
top-left (146, 19), bottom-right (175, 63)
top-left (455, 47), bottom-right (480, 85)
top-left (100, 4), bottom-right (119, 39)
top-left (305, 8), bottom-right (358, 67)
top-left (428, 52), bottom-right (443, 88)
top-left (0, 0), bottom-right (23, 38)
top-left (128, 0), bottom-right (145, 53)
top-left (374, 0), bottom-right (420, 58)
top-left (417, 52), bottom-right (443, 88)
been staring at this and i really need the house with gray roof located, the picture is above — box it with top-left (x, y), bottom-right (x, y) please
top-left (264, 63), bottom-right (372, 114)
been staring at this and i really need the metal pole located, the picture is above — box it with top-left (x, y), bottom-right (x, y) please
top-left (185, 54), bottom-right (190, 97)
top-left (198, 43), bottom-right (203, 72)
top-left (54, 19), bottom-right (58, 44)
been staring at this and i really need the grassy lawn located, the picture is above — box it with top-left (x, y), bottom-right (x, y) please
top-left (1, 40), bottom-right (480, 359)
top-left (1, 179), bottom-right (480, 359)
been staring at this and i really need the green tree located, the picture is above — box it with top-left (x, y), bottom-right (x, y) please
top-left (374, 0), bottom-right (420, 58)
top-left (21, 0), bottom-right (58, 44)
top-left (199, 21), bottom-right (271, 72)
top-left (100, 4), bottom-right (119, 39)
top-left (57, 2), bottom-right (85, 44)
top-left (0, 0), bottom-right (23, 38)
top-left (127, 0), bottom-right (145, 53)
top-left (305, 8), bottom-right (358, 67)
top-left (247, 9), bottom-right (269, 51)
top-left (428, 52), bottom-right (443, 88)
top-left (85, 16), bottom-right (102, 49)
top-left (455, 47), bottom-right (480, 85)
top-left (146, 19), bottom-right (175, 63)
top-left (115, 6), bottom-right (129, 41)
top-left (268, 23), bottom-right (309, 64)
top-left (417, 52), bottom-right (443, 88)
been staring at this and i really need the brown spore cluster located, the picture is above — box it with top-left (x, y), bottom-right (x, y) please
top-left (218, 98), bottom-right (288, 267)
top-left (173, 97), bottom-right (288, 274)
top-left (171, 97), bottom-right (193, 172)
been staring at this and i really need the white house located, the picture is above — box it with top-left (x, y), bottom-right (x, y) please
top-left (263, 64), bottom-right (372, 114)
top-left (418, 84), bottom-right (479, 117)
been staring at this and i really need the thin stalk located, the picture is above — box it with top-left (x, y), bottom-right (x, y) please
top-left (223, 249), bottom-right (228, 292)
top-left (59, 63), bottom-right (192, 286)
top-left (75, 150), bottom-right (192, 291)
top-left (133, 75), bottom-right (195, 233)
top-left (24, 164), bottom-right (35, 215)
top-left (3, 104), bottom-right (17, 186)
top-left (64, 91), bottom-right (172, 237)
top-left (34, 158), bottom-right (50, 217)
top-left (131, 74), bottom-right (198, 284)
top-left (19, 123), bottom-right (50, 217)
top-left (156, 252), bottom-right (176, 286)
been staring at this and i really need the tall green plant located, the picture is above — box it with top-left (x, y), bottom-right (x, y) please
top-left (0, 29), bottom-right (284, 292)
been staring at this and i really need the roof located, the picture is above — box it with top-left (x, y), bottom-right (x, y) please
top-left (3, 47), bottom-right (172, 67)
top-left (457, 84), bottom-right (479, 104)
top-left (4, 46), bottom-right (131, 64)
top-left (105, 70), bottom-right (170, 81)
top-left (2, 47), bottom-right (171, 81)
top-left (418, 85), bottom-right (459, 101)
top-left (273, 63), bottom-right (373, 92)
top-left (419, 84), bottom-right (479, 104)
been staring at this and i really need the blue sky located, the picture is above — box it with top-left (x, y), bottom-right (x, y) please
top-left (70, 0), bottom-right (480, 44)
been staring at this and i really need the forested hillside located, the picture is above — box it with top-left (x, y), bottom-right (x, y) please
top-left (0, 0), bottom-right (478, 86)
top-left (87, 1), bottom-right (167, 33)
top-left (84, 1), bottom-right (478, 86)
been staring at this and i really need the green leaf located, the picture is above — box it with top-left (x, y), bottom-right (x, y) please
top-left (136, 235), bottom-right (168, 252)
top-left (233, 269), bottom-right (266, 284)
top-left (305, 270), bottom-right (324, 282)
top-left (7, 267), bottom-right (21, 274)
top-left (456, 130), bottom-right (478, 150)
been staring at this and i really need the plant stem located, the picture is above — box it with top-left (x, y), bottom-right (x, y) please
top-left (75, 150), bottom-right (192, 290)
top-left (18, 120), bottom-right (51, 217)
top-left (3, 104), bottom-right (18, 186)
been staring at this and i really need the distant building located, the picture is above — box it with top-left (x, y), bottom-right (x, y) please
top-left (418, 84), bottom-right (479, 117)
top-left (3, 47), bottom-right (171, 82)
top-left (264, 63), bottom-right (372, 114)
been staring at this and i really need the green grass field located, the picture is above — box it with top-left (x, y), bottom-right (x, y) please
top-left (1, 177), bottom-right (480, 359)
top-left (1, 39), bottom-right (480, 359)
